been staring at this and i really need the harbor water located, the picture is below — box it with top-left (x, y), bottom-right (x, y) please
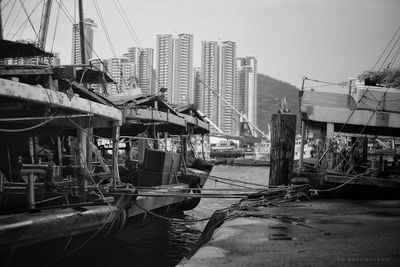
top-left (4, 166), bottom-right (269, 267)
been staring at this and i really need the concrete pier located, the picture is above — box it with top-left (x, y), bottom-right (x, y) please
top-left (179, 198), bottom-right (400, 266)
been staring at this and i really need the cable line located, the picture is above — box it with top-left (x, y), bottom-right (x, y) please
top-left (50, 1), bottom-right (61, 52)
top-left (372, 26), bottom-right (400, 71)
top-left (7, 0), bottom-right (39, 40)
top-left (18, 0), bottom-right (41, 44)
top-left (379, 30), bottom-right (400, 71)
top-left (2, 0), bottom-right (17, 29)
top-left (387, 42), bottom-right (400, 68)
top-left (93, 0), bottom-right (117, 58)
top-left (112, 0), bottom-right (158, 93)
top-left (1, 0), bottom-right (13, 9)
top-left (303, 77), bottom-right (347, 86)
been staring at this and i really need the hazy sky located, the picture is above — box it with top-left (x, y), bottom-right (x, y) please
top-left (2, 0), bottom-right (400, 88)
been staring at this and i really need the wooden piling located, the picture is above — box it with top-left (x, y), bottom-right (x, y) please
top-left (269, 113), bottom-right (297, 186)
top-left (112, 126), bottom-right (121, 188)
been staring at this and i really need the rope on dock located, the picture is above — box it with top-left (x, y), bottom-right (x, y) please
top-left (310, 175), bottom-right (361, 194)
top-left (101, 184), bottom-right (312, 199)
top-left (205, 173), bottom-right (272, 188)
top-left (195, 184), bottom-right (316, 249)
top-left (307, 170), bottom-right (400, 197)
top-left (134, 203), bottom-right (212, 223)
top-left (135, 186), bottom-right (266, 192)
top-left (104, 191), bottom-right (248, 198)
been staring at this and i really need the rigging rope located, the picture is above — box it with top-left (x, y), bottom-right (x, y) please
top-left (1, 0), bottom-right (13, 9)
top-left (50, 1), bottom-right (61, 52)
top-left (0, 116), bottom-right (55, 132)
top-left (387, 39), bottom-right (400, 68)
top-left (303, 77), bottom-right (347, 87)
top-left (311, 174), bottom-right (361, 192)
top-left (93, 0), bottom-right (117, 58)
top-left (8, 0), bottom-right (39, 40)
top-left (112, 0), bottom-right (158, 93)
top-left (379, 30), bottom-right (400, 71)
top-left (205, 173), bottom-right (271, 188)
top-left (2, 0), bottom-right (17, 29)
top-left (372, 26), bottom-right (400, 71)
top-left (18, 0), bottom-right (41, 45)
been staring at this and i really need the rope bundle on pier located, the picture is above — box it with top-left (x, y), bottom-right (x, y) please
top-left (194, 184), bottom-right (314, 249)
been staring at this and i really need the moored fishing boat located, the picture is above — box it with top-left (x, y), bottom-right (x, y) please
top-left (0, 56), bottom-right (212, 249)
top-left (0, 2), bottom-right (212, 253)
top-left (295, 75), bottom-right (400, 197)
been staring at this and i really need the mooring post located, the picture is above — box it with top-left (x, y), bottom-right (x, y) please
top-left (269, 113), bottom-right (297, 186)
top-left (27, 173), bottom-right (35, 209)
top-left (112, 126), bottom-right (121, 188)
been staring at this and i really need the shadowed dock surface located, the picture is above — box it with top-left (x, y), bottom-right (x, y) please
top-left (180, 199), bottom-right (400, 266)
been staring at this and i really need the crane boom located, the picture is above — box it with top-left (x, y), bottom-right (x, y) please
top-left (197, 78), bottom-right (268, 138)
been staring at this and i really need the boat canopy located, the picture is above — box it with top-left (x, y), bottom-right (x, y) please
top-left (0, 39), bottom-right (53, 59)
top-left (0, 78), bottom-right (122, 137)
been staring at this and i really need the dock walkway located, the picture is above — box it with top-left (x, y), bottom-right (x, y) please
top-left (179, 198), bottom-right (400, 266)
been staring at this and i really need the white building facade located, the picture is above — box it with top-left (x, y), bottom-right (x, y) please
top-left (156, 34), bottom-right (174, 101)
top-left (124, 47), bottom-right (154, 95)
top-left (173, 33), bottom-right (194, 104)
top-left (156, 33), bottom-right (194, 105)
top-left (220, 41), bottom-right (237, 135)
top-left (237, 56), bottom-right (258, 134)
top-left (200, 41), bottom-right (220, 127)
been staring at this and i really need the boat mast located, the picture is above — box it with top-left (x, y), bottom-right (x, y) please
top-left (0, 1), bottom-right (3, 40)
top-left (38, 0), bottom-right (52, 50)
top-left (78, 0), bottom-right (86, 64)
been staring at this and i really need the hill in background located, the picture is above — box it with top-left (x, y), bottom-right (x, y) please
top-left (257, 73), bottom-right (300, 134)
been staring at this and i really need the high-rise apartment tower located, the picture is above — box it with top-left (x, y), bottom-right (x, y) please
top-left (200, 41), bottom-right (220, 126)
top-left (220, 41), bottom-right (237, 135)
top-left (71, 18), bottom-right (96, 64)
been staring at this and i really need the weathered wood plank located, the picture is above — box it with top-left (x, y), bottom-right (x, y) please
top-left (351, 80), bottom-right (400, 113)
top-left (302, 105), bottom-right (400, 129)
top-left (269, 113), bottom-right (297, 185)
top-left (302, 90), bottom-right (356, 109)
top-left (123, 108), bottom-right (209, 132)
top-left (0, 78), bottom-right (122, 121)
